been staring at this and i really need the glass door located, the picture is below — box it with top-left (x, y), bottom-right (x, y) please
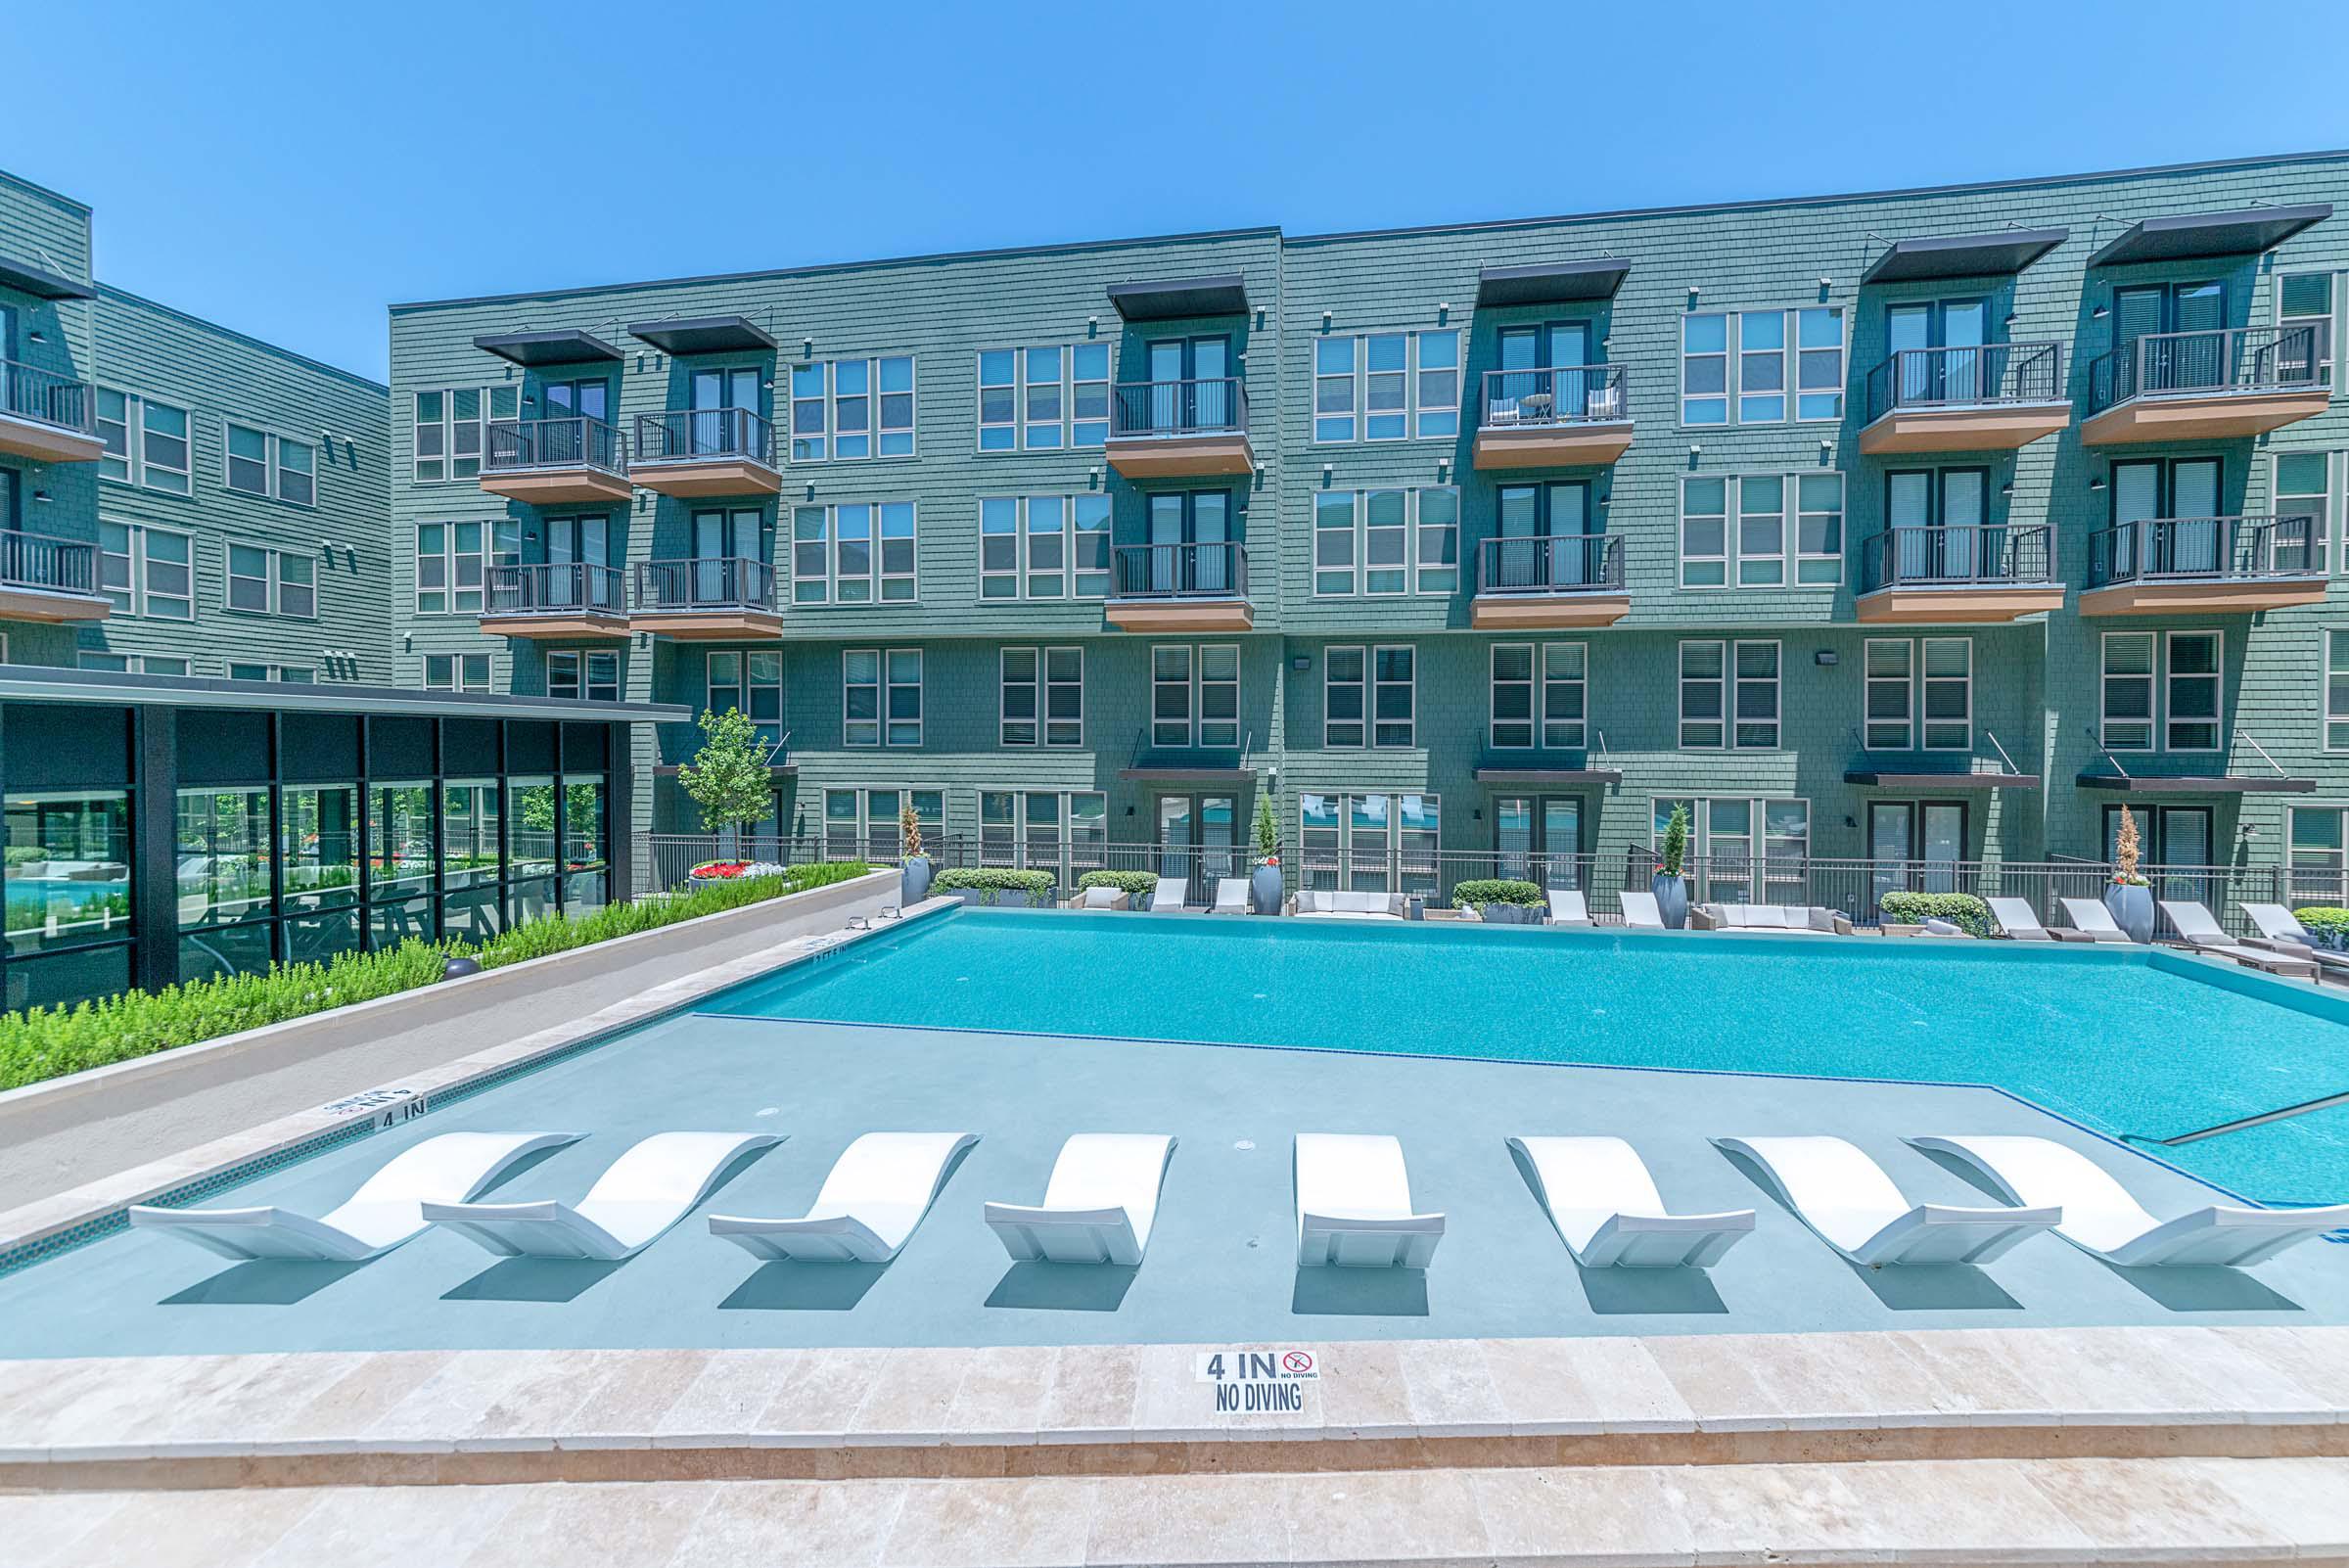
top-left (544, 515), bottom-right (611, 608)
top-left (1156, 793), bottom-right (1238, 901)
top-left (691, 507), bottom-right (761, 604)
top-left (1497, 796), bottom-right (1584, 888)
top-left (1867, 801), bottom-right (1967, 914)
top-left (2111, 459), bottom-right (2161, 578)
top-left (2170, 457), bottom-right (2221, 574)
top-left (690, 367), bottom-right (760, 456)
top-left (2104, 804), bottom-right (2215, 909)
top-left (1147, 492), bottom-right (1230, 595)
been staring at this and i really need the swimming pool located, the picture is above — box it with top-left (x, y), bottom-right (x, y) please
top-left (714, 910), bottom-right (2349, 1205)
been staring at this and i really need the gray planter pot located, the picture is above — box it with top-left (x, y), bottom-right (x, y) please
top-left (953, 888), bottom-right (1040, 908)
top-left (1652, 873), bottom-right (1690, 930)
top-left (1250, 862), bottom-right (1283, 916)
top-left (900, 855), bottom-right (933, 905)
top-left (1479, 901), bottom-right (1543, 925)
top-left (2103, 882), bottom-right (2155, 944)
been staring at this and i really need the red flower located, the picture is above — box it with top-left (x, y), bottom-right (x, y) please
top-left (690, 860), bottom-right (751, 879)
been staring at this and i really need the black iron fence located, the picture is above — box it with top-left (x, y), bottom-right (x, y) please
top-left (1477, 533), bottom-right (1625, 594)
top-left (484, 562), bottom-right (624, 615)
top-left (634, 556), bottom-right (776, 612)
top-left (1110, 377), bottom-right (1246, 438)
top-left (1861, 524), bottom-right (2054, 590)
top-left (1864, 341), bottom-right (2062, 422)
top-left (1112, 541), bottom-right (1246, 599)
top-left (2088, 323), bottom-right (2327, 413)
top-left (0, 358), bottom-right (95, 435)
top-left (633, 407), bottom-right (774, 466)
top-left (2085, 515), bottom-right (2322, 586)
top-left (0, 529), bottom-right (99, 594)
top-left (1478, 365), bottom-right (1629, 429)
top-left (484, 415), bottom-right (624, 474)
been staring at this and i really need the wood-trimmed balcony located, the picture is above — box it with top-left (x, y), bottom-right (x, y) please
top-left (1468, 534), bottom-right (1630, 628)
top-left (1103, 542), bottom-right (1252, 631)
top-left (629, 408), bottom-right (781, 498)
top-left (2078, 516), bottom-right (2328, 616)
top-left (1855, 525), bottom-right (2064, 623)
top-left (1472, 365), bottom-right (1633, 470)
top-left (0, 359), bottom-right (103, 465)
top-left (478, 563), bottom-right (629, 640)
top-left (629, 557), bottom-right (783, 640)
top-left (2082, 325), bottom-right (2330, 445)
top-left (1857, 343), bottom-right (2069, 454)
top-left (0, 530), bottom-right (110, 623)
top-left (1104, 379), bottom-right (1252, 479)
top-left (477, 416), bottom-right (632, 505)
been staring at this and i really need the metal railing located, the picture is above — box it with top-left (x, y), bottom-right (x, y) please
top-left (632, 407), bottom-right (774, 467)
top-left (484, 415), bottom-right (624, 475)
top-left (1111, 541), bottom-right (1247, 599)
top-left (633, 556), bottom-right (776, 613)
top-left (1863, 342), bottom-right (2062, 422)
top-left (2087, 323), bottom-right (2327, 413)
top-left (0, 357), bottom-right (96, 435)
top-left (1476, 533), bottom-right (1625, 594)
top-left (1110, 377), bottom-right (1247, 438)
top-left (1479, 365), bottom-right (1629, 429)
top-left (2086, 515), bottom-right (2322, 586)
top-left (1861, 525), bottom-right (2054, 591)
top-left (0, 529), bottom-right (100, 594)
top-left (484, 562), bottom-right (624, 616)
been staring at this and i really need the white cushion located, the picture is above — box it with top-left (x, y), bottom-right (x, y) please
top-left (1081, 887), bottom-right (1122, 908)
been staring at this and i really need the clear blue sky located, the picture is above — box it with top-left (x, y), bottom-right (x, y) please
top-left (10, 0), bottom-right (2346, 383)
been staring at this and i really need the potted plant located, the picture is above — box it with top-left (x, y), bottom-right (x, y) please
top-left (2296, 907), bottom-right (2349, 952)
top-left (1653, 804), bottom-right (1693, 930)
top-left (2102, 807), bottom-right (2155, 944)
top-left (1249, 793), bottom-right (1282, 916)
top-left (1454, 879), bottom-right (1544, 925)
top-left (934, 867), bottom-right (1055, 907)
top-left (898, 798), bottom-right (934, 905)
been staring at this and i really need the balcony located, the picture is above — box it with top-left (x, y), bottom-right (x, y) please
top-left (0, 359), bottom-right (102, 465)
top-left (2082, 325), bottom-right (2329, 445)
top-left (0, 530), bottom-right (109, 623)
top-left (1856, 525), bottom-right (2063, 623)
top-left (1104, 379), bottom-right (1251, 479)
top-left (478, 417), bottom-right (631, 505)
top-left (1472, 366), bottom-right (1633, 470)
top-left (1858, 343), bottom-right (2068, 454)
top-left (630, 557), bottom-right (782, 640)
top-left (478, 563), bottom-right (628, 639)
top-left (1103, 542), bottom-right (1251, 631)
top-left (629, 408), bottom-right (780, 498)
top-left (1469, 534), bottom-right (1629, 628)
top-left (2079, 516), bottom-right (2326, 616)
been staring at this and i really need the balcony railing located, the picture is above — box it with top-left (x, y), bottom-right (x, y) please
top-left (1, 358), bottom-right (95, 435)
top-left (2087, 324), bottom-right (2328, 414)
top-left (1479, 365), bottom-right (1629, 429)
top-left (1476, 533), bottom-right (1626, 594)
top-left (484, 415), bottom-right (624, 475)
top-left (632, 407), bottom-right (774, 466)
top-left (1111, 541), bottom-right (1247, 599)
top-left (2086, 515), bottom-right (2322, 587)
top-left (484, 562), bottom-right (625, 616)
top-left (0, 530), bottom-right (100, 594)
top-left (1110, 378), bottom-right (1247, 438)
top-left (1863, 343), bottom-right (2063, 422)
top-left (634, 556), bottom-right (776, 612)
top-left (1860, 525), bottom-right (2054, 591)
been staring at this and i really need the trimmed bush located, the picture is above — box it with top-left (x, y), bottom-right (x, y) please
top-left (1451, 878), bottom-right (1543, 910)
top-left (1077, 869), bottom-right (1162, 900)
top-left (0, 861), bottom-right (872, 1092)
top-left (2294, 907), bottom-right (2349, 942)
top-left (1882, 890), bottom-right (1991, 938)
top-left (934, 867), bottom-right (1056, 904)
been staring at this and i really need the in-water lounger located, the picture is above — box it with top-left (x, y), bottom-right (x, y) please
top-left (984, 1133), bottom-right (1176, 1265)
top-left (1294, 1132), bottom-right (1445, 1268)
top-left (1712, 1135), bottom-right (2058, 1266)
top-left (1908, 1134), bottom-right (2349, 1268)
top-left (709, 1131), bottom-right (978, 1263)
top-left (1509, 1135), bottom-right (1753, 1268)
top-left (425, 1131), bottom-right (780, 1261)
top-left (127, 1130), bottom-right (583, 1262)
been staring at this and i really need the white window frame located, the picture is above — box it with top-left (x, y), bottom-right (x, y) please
top-left (791, 502), bottom-right (918, 605)
top-left (97, 519), bottom-right (195, 621)
top-left (1920, 636), bottom-right (1972, 752)
top-left (78, 651), bottom-right (191, 676)
top-left (843, 647), bottom-right (921, 747)
top-left (705, 648), bottom-right (784, 740)
top-left (1489, 642), bottom-right (1593, 752)
top-left (1681, 471), bottom-right (1841, 588)
top-left (2327, 628), bottom-right (2349, 753)
top-left (1311, 486), bottom-right (1459, 596)
top-left (2272, 449), bottom-right (2337, 573)
top-left (1311, 329), bottom-right (1461, 442)
top-left (979, 493), bottom-right (1112, 601)
top-left (412, 385), bottom-right (516, 484)
top-left (827, 787), bottom-right (944, 859)
top-left (788, 354), bottom-right (916, 462)
top-left (96, 388), bottom-right (193, 493)
top-left (977, 343), bottom-right (1110, 452)
top-left (547, 648), bottom-right (621, 704)
top-left (1732, 639), bottom-right (1781, 750)
top-left (1371, 643), bottom-right (1415, 749)
top-left (979, 788), bottom-right (1109, 872)
top-left (1491, 642), bottom-right (1537, 750)
top-left (1000, 645), bottom-right (1084, 748)
top-left (1542, 642), bottom-right (1589, 750)
top-left (223, 419), bottom-right (318, 506)
top-left (424, 652), bottom-right (493, 693)
top-left (228, 662), bottom-right (316, 684)
top-left (1680, 306), bottom-right (1845, 428)
top-left (1143, 643), bottom-right (1238, 750)
top-left (2163, 628), bottom-right (2223, 755)
top-left (2099, 630), bottom-right (2158, 753)
top-left (1324, 644), bottom-right (1366, 748)
top-left (1678, 638), bottom-right (1779, 751)
top-left (1651, 796), bottom-right (1812, 901)
top-left (224, 541), bottom-right (317, 620)
top-left (1863, 638), bottom-right (1913, 751)
top-left (2275, 268), bottom-right (2337, 388)
top-left (412, 520), bottom-right (517, 616)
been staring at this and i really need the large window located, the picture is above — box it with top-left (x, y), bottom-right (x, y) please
top-left (1313, 330), bottom-right (1459, 441)
top-left (225, 422), bottom-right (317, 505)
top-left (2099, 632), bottom-right (2156, 752)
top-left (1679, 473), bottom-right (1841, 587)
top-left (789, 354), bottom-right (915, 461)
top-left (547, 649), bottom-right (620, 703)
top-left (1297, 792), bottom-right (1441, 895)
top-left (845, 648), bottom-right (921, 747)
top-left (980, 790), bottom-right (1108, 882)
top-left (1000, 647), bottom-right (1082, 747)
top-left (228, 663), bottom-right (315, 684)
top-left (1312, 487), bottom-right (1457, 595)
top-left (1864, 637), bottom-right (1971, 751)
top-left (2274, 451), bottom-right (2333, 561)
top-left (225, 543), bottom-right (315, 619)
top-left (2165, 630), bottom-right (2222, 753)
top-left (1679, 639), bottom-right (1779, 750)
top-left (1652, 796), bottom-right (1810, 903)
top-left (425, 653), bottom-right (491, 693)
top-left (415, 520), bottom-right (519, 615)
top-left (4, 787), bottom-right (133, 1010)
top-left (1681, 307), bottom-right (1844, 425)
top-left (979, 344), bottom-right (1109, 450)
top-left (413, 386), bottom-right (519, 483)
top-left (2290, 806), bottom-right (2349, 905)
top-left (1148, 644), bottom-right (1240, 749)
top-left (979, 494), bottom-right (1111, 599)
top-left (2278, 271), bottom-right (2335, 385)
top-left (98, 521), bottom-right (194, 620)
top-left (1322, 646), bottom-right (1412, 748)
top-left (791, 502), bottom-right (916, 603)
top-left (2099, 630), bottom-right (2222, 753)
top-left (96, 389), bottom-right (192, 493)
top-left (824, 788), bottom-right (942, 861)
top-left (707, 649), bottom-right (783, 743)
top-left (2328, 629), bottom-right (2349, 752)
top-left (1490, 642), bottom-right (1588, 750)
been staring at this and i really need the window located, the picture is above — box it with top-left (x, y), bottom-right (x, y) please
top-left (1680, 639), bottom-right (1779, 749)
top-left (1311, 486), bottom-right (1458, 595)
top-left (413, 386), bottom-right (518, 482)
top-left (1000, 646), bottom-right (1082, 747)
top-left (97, 521), bottom-right (193, 620)
top-left (1681, 307), bottom-right (1843, 426)
top-left (2278, 271), bottom-right (2334, 384)
top-left (1653, 797), bottom-right (1810, 902)
top-left (2165, 630), bottom-right (2222, 752)
top-left (78, 652), bottom-right (189, 675)
top-left (1296, 792), bottom-right (1442, 895)
top-left (825, 788), bottom-right (943, 861)
top-left (1152, 645), bottom-right (1193, 747)
top-left (1324, 645), bottom-right (1364, 747)
top-left (2099, 631), bottom-right (2157, 751)
top-left (95, 390), bottom-right (192, 492)
top-left (228, 663), bottom-right (314, 683)
top-left (425, 653), bottom-right (491, 692)
top-left (790, 502), bottom-right (916, 604)
top-left (707, 649), bottom-right (783, 742)
top-left (980, 791), bottom-right (1108, 876)
top-left (547, 649), bottom-right (619, 703)
top-left (1322, 646), bottom-right (1417, 747)
top-left (2329, 630), bottom-right (2349, 752)
top-left (978, 344), bottom-right (1109, 450)
top-left (225, 543), bottom-right (315, 618)
top-left (845, 648), bottom-right (920, 746)
top-left (1864, 639), bottom-right (1913, 750)
top-left (1490, 642), bottom-right (1589, 750)
top-left (1680, 473), bottom-right (1840, 587)
top-left (1372, 646), bottom-right (1414, 747)
top-left (2289, 806), bottom-right (2349, 905)
top-left (1146, 643), bottom-right (1239, 749)
top-left (789, 354), bottom-right (915, 460)
top-left (1312, 330), bottom-right (1459, 441)
top-left (224, 422), bottom-right (318, 505)
top-left (414, 520), bottom-right (518, 615)
top-left (1920, 638), bottom-right (1971, 751)
top-left (979, 493), bottom-right (1111, 600)
top-left (2275, 451), bottom-right (2332, 561)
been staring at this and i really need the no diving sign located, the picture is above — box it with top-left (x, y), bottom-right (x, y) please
top-left (1195, 1348), bottom-right (1319, 1414)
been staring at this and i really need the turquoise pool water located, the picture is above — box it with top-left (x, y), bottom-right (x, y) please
top-left (714, 910), bottom-right (2349, 1205)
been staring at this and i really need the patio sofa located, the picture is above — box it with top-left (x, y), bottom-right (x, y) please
top-left (1691, 902), bottom-right (1853, 935)
top-left (1287, 889), bottom-right (1407, 920)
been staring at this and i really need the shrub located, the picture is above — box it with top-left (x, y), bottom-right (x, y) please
top-left (1882, 891), bottom-right (1991, 938)
top-left (3, 846), bottom-right (51, 868)
top-left (934, 867), bottom-right (1056, 904)
top-left (2293, 906), bottom-right (2349, 939)
top-left (1451, 878), bottom-right (1543, 910)
top-left (1077, 869), bottom-right (1162, 900)
top-left (1659, 805), bottom-right (1690, 877)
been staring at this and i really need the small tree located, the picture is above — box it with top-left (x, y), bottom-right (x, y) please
top-left (677, 709), bottom-right (775, 846)
top-left (1660, 804), bottom-right (1691, 878)
top-left (2113, 807), bottom-right (2145, 886)
top-left (899, 797), bottom-right (925, 861)
top-left (1252, 792), bottom-right (1280, 865)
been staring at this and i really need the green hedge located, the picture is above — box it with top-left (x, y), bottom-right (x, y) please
top-left (1077, 869), bottom-right (1162, 900)
top-left (2294, 906), bottom-right (2349, 938)
top-left (1451, 878), bottom-right (1543, 909)
top-left (1883, 891), bottom-right (1991, 938)
top-left (0, 861), bottom-right (871, 1092)
top-left (934, 867), bottom-right (1056, 903)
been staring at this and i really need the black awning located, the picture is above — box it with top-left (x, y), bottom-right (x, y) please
top-left (1845, 770), bottom-right (2041, 790)
top-left (2074, 773), bottom-right (2317, 795)
top-left (474, 328), bottom-right (625, 367)
top-left (0, 253), bottom-right (94, 300)
top-left (1117, 764), bottom-right (1257, 784)
top-left (627, 315), bottom-right (778, 355)
top-left (1105, 274), bottom-right (1249, 320)
top-left (1861, 228), bottom-right (2068, 285)
top-left (1475, 259), bottom-right (1631, 307)
top-left (1473, 767), bottom-right (1626, 786)
top-left (2089, 204), bottom-right (2330, 267)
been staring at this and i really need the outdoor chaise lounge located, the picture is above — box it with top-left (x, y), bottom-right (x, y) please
top-left (2240, 904), bottom-right (2349, 978)
top-left (1691, 903), bottom-right (1852, 935)
top-left (1067, 886), bottom-right (1129, 910)
top-left (708, 1131), bottom-right (978, 1263)
top-left (1619, 890), bottom-right (1666, 929)
top-left (128, 1130), bottom-right (584, 1262)
top-left (1288, 889), bottom-right (1407, 919)
top-left (424, 1131), bottom-right (780, 1261)
top-left (2058, 898), bottom-right (2138, 943)
top-left (1546, 888), bottom-right (1592, 926)
top-left (1711, 1135), bottom-right (2059, 1266)
top-left (1986, 897), bottom-right (2087, 942)
top-left (1508, 1135), bottom-right (1754, 1268)
top-left (1294, 1132), bottom-right (1445, 1268)
top-left (1149, 875), bottom-right (1195, 912)
top-left (1908, 1135), bottom-right (2349, 1268)
top-left (2157, 900), bottom-right (2319, 979)
top-left (984, 1133), bottom-right (1177, 1265)
top-left (1212, 877), bottom-right (1250, 914)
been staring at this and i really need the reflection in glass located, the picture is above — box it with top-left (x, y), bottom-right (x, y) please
top-left (370, 783), bottom-right (437, 904)
top-left (510, 776), bottom-right (556, 880)
top-left (282, 786), bottom-right (359, 912)
top-left (441, 779), bottom-right (502, 891)
top-left (5, 789), bottom-right (133, 956)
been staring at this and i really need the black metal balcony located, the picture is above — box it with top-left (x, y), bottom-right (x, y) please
top-left (484, 562), bottom-right (625, 616)
top-left (484, 415), bottom-right (624, 475)
top-left (1864, 344), bottom-right (2062, 422)
top-left (0, 530), bottom-right (100, 594)
top-left (1478, 366), bottom-right (1629, 430)
top-left (2086, 516), bottom-right (2323, 587)
top-left (1476, 533), bottom-right (1625, 594)
top-left (633, 408), bottom-right (774, 466)
top-left (0, 359), bottom-right (101, 464)
top-left (1861, 526), bottom-right (2054, 592)
top-left (1110, 378), bottom-right (1247, 438)
top-left (1112, 541), bottom-right (1247, 599)
top-left (2087, 325), bottom-right (2327, 415)
top-left (634, 556), bottom-right (777, 612)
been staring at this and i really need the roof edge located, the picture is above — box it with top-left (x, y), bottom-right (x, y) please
top-left (97, 283), bottom-right (390, 395)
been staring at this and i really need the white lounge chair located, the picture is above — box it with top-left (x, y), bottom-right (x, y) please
top-left (1712, 1135), bottom-right (2059, 1266)
top-left (708, 1131), bottom-right (978, 1263)
top-left (1213, 877), bottom-right (1250, 915)
top-left (1546, 889), bottom-right (1592, 927)
top-left (1294, 1132), bottom-right (1445, 1268)
top-left (1068, 886), bottom-right (1129, 910)
top-left (984, 1133), bottom-right (1176, 1265)
top-left (1986, 897), bottom-right (2075, 942)
top-left (1509, 1135), bottom-right (1753, 1268)
top-left (1149, 875), bottom-right (1194, 912)
top-left (425, 1131), bottom-right (779, 1260)
top-left (2240, 904), bottom-right (2349, 977)
top-left (2157, 900), bottom-right (2318, 979)
top-left (2058, 898), bottom-right (2136, 944)
top-left (1908, 1135), bottom-right (2349, 1268)
top-left (127, 1130), bottom-right (583, 1262)
top-left (1619, 890), bottom-right (1666, 929)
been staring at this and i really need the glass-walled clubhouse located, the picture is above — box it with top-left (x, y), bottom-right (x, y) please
top-left (0, 669), bottom-right (670, 1012)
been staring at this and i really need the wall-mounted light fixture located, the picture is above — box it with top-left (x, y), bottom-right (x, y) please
top-left (2000, 480), bottom-right (2015, 496)
top-left (1815, 650), bottom-right (1838, 667)
top-left (1320, 463), bottom-right (1333, 484)
top-left (2091, 304), bottom-right (2109, 320)
top-left (1321, 309), bottom-right (1332, 330)
top-left (2090, 475), bottom-right (2108, 492)
top-left (30, 489), bottom-right (50, 504)
top-left (1291, 654), bottom-right (1311, 672)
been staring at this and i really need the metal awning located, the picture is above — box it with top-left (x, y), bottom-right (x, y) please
top-left (1860, 228), bottom-right (2068, 285)
top-left (0, 253), bottom-right (94, 300)
top-left (2074, 772), bottom-right (2317, 795)
top-left (1106, 274), bottom-right (1249, 320)
top-left (1473, 767), bottom-right (1626, 786)
top-left (627, 315), bottom-right (778, 355)
top-left (474, 328), bottom-right (625, 367)
top-left (1117, 764), bottom-right (1257, 784)
top-left (1475, 259), bottom-right (1632, 307)
top-left (1845, 770), bottom-right (2041, 790)
top-left (0, 666), bottom-right (686, 724)
top-left (2089, 204), bottom-right (2331, 267)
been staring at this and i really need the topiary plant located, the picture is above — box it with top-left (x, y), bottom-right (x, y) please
top-left (1253, 792), bottom-right (1280, 866)
top-left (1881, 890), bottom-right (1991, 938)
top-left (1660, 805), bottom-right (1690, 878)
top-left (1077, 869), bottom-right (1161, 899)
top-left (1451, 878), bottom-right (1543, 910)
